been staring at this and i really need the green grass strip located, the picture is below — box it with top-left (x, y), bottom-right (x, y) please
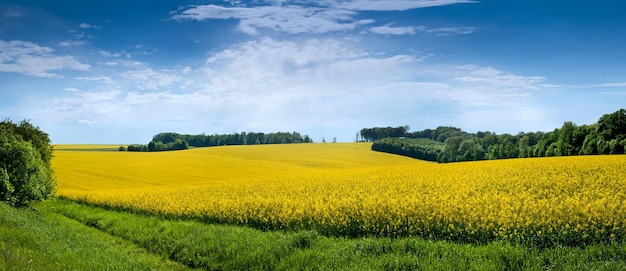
top-left (34, 198), bottom-right (626, 270)
top-left (0, 202), bottom-right (192, 271)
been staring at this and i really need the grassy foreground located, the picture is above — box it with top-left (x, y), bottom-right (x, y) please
top-left (2, 198), bottom-right (625, 270)
top-left (0, 201), bottom-right (191, 270)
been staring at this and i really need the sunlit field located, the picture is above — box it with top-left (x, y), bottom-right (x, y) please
top-left (53, 143), bottom-right (419, 190)
top-left (53, 143), bottom-right (626, 246)
top-left (54, 144), bottom-right (123, 152)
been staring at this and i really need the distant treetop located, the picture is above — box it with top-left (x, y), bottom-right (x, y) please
top-left (363, 109), bottom-right (626, 163)
top-left (125, 131), bottom-right (313, 152)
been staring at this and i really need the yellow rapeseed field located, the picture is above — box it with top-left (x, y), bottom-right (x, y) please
top-left (53, 143), bottom-right (626, 245)
top-left (54, 144), bottom-right (123, 151)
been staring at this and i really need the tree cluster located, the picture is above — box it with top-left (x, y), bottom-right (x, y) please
top-left (0, 120), bottom-right (56, 207)
top-left (359, 126), bottom-right (410, 142)
top-left (360, 126), bottom-right (467, 143)
top-left (372, 138), bottom-right (444, 162)
top-left (125, 139), bottom-right (188, 152)
top-left (125, 131), bottom-right (313, 152)
top-left (363, 109), bottom-right (626, 163)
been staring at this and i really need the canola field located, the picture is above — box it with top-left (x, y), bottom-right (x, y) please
top-left (53, 143), bottom-right (626, 246)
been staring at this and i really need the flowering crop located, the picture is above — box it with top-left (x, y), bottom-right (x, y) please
top-left (53, 143), bottom-right (626, 246)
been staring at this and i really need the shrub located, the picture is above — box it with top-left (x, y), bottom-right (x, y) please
top-left (0, 120), bottom-right (56, 207)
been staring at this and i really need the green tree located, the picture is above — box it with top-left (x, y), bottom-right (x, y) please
top-left (172, 139), bottom-right (189, 150)
top-left (0, 120), bottom-right (56, 207)
top-left (498, 134), bottom-right (519, 158)
top-left (0, 168), bottom-right (12, 202)
top-left (597, 109), bottom-right (626, 140)
top-left (457, 139), bottom-right (475, 161)
top-left (14, 120), bottom-right (54, 164)
top-left (556, 121), bottom-right (576, 156)
top-left (580, 128), bottom-right (598, 155)
top-left (148, 141), bottom-right (157, 151)
top-left (0, 137), bottom-right (56, 207)
top-left (609, 139), bottom-right (624, 154)
top-left (596, 109), bottom-right (626, 154)
top-left (518, 135), bottom-right (530, 158)
top-left (438, 136), bottom-right (465, 162)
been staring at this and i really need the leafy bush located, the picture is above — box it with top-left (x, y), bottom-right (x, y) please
top-left (0, 120), bottom-right (56, 207)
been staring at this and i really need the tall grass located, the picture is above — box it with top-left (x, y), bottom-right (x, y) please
top-left (0, 202), bottom-right (191, 270)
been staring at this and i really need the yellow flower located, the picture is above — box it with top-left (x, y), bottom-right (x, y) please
top-left (53, 144), bottom-right (626, 243)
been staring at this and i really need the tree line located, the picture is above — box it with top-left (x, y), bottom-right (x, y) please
top-left (125, 131), bottom-right (313, 152)
top-left (372, 137), bottom-right (444, 161)
top-left (365, 109), bottom-right (626, 163)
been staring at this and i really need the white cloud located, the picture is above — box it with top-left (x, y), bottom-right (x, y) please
top-left (35, 37), bottom-right (556, 142)
top-left (370, 25), bottom-right (416, 35)
top-left (173, 5), bottom-right (363, 34)
top-left (79, 23), bottom-right (101, 29)
top-left (0, 40), bottom-right (91, 77)
top-left (3, 6), bottom-right (25, 18)
top-left (44, 90), bottom-right (124, 127)
top-left (99, 50), bottom-right (121, 58)
top-left (78, 119), bottom-right (94, 125)
top-left (370, 25), bottom-right (475, 36)
top-left (201, 37), bottom-right (421, 100)
top-left (58, 40), bottom-right (87, 47)
top-left (335, 0), bottom-right (477, 11)
top-left (99, 48), bottom-right (155, 60)
top-left (170, 1), bottom-right (473, 35)
top-left (40, 38), bottom-right (429, 139)
top-left (119, 68), bottom-right (190, 90)
top-left (579, 82), bottom-right (626, 88)
top-left (426, 26), bottom-right (475, 35)
top-left (75, 76), bottom-right (115, 84)
top-left (454, 65), bottom-right (545, 91)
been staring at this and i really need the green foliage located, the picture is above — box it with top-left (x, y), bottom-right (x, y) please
top-left (13, 120), bottom-right (54, 164)
top-left (366, 109), bottom-right (626, 163)
top-left (118, 145), bottom-right (127, 151)
top-left (129, 131), bottom-right (314, 152)
top-left (0, 120), bottom-right (55, 207)
top-left (359, 126), bottom-right (410, 142)
top-left (148, 138), bottom-right (190, 152)
top-left (0, 169), bottom-right (12, 201)
top-left (0, 202), bottom-right (190, 270)
top-left (162, 131), bottom-right (313, 146)
top-left (597, 109), bottom-right (626, 140)
top-left (372, 137), bottom-right (443, 161)
top-left (361, 126), bottom-right (469, 143)
top-left (127, 144), bottom-right (148, 152)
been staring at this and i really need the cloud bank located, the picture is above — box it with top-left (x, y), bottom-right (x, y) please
top-left (35, 37), bottom-right (555, 143)
top-left (0, 40), bottom-right (90, 77)
top-left (171, 0), bottom-right (475, 35)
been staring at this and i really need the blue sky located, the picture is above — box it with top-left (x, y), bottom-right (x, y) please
top-left (1, 0), bottom-right (625, 143)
